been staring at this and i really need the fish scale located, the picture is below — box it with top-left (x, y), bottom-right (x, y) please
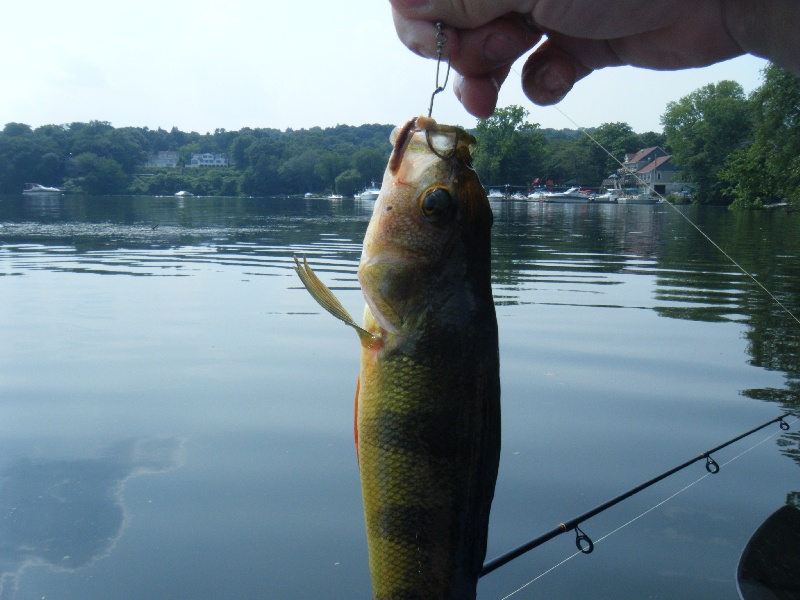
top-left (296, 116), bottom-right (499, 600)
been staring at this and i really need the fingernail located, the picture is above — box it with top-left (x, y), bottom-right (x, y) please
top-left (454, 74), bottom-right (463, 101)
top-left (526, 61), bottom-right (569, 104)
top-left (483, 33), bottom-right (519, 63)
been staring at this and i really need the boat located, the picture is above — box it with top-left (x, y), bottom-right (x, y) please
top-left (591, 190), bottom-right (620, 203)
top-left (327, 194), bottom-right (344, 199)
top-left (304, 192), bottom-right (313, 198)
top-left (616, 194), bottom-right (658, 205)
top-left (487, 189), bottom-right (505, 199)
top-left (23, 183), bottom-right (63, 195)
top-left (737, 504), bottom-right (800, 600)
top-left (541, 187), bottom-right (592, 203)
top-left (174, 190), bottom-right (194, 197)
top-left (355, 183), bottom-right (380, 201)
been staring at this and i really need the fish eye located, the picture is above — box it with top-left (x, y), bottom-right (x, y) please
top-left (420, 187), bottom-right (456, 225)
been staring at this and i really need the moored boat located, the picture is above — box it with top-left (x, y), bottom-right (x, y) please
top-left (591, 190), bottom-right (620, 203)
top-left (355, 184), bottom-right (380, 200)
top-left (23, 183), bottom-right (63, 195)
top-left (617, 194), bottom-right (658, 204)
top-left (541, 187), bottom-right (592, 203)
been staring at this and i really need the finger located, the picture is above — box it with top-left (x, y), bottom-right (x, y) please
top-left (450, 14), bottom-right (541, 77)
top-left (392, 9), bottom-right (461, 58)
top-left (530, 0), bottom-right (677, 39)
top-left (392, 8), bottom-right (539, 71)
top-left (453, 64), bottom-right (512, 118)
top-left (389, 0), bottom-right (537, 29)
top-left (520, 40), bottom-right (585, 106)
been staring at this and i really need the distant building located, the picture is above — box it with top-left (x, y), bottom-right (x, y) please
top-left (603, 146), bottom-right (693, 197)
top-left (145, 151), bottom-right (179, 168)
top-left (189, 153), bottom-right (228, 167)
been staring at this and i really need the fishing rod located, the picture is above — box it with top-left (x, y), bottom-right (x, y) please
top-left (480, 410), bottom-right (799, 578)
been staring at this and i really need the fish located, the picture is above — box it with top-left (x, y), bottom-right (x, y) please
top-left (295, 115), bottom-right (500, 600)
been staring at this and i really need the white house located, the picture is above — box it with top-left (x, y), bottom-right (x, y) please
top-left (145, 151), bottom-right (179, 168)
top-left (189, 153), bottom-right (228, 167)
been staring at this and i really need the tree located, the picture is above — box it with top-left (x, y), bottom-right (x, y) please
top-left (72, 153), bottom-right (128, 194)
top-left (721, 65), bottom-right (800, 208)
top-left (352, 147), bottom-right (386, 185)
top-left (335, 168), bottom-right (363, 196)
top-left (542, 139), bottom-right (595, 186)
top-left (474, 105), bottom-right (546, 186)
top-left (3, 122), bottom-right (33, 137)
top-left (314, 151), bottom-right (349, 190)
top-left (579, 122), bottom-right (640, 182)
top-left (662, 81), bottom-right (752, 204)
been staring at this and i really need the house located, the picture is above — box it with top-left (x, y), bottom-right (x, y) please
top-left (603, 147), bottom-right (693, 197)
top-left (622, 147), bottom-right (669, 173)
top-left (189, 153), bottom-right (228, 167)
top-left (145, 151), bottom-right (179, 168)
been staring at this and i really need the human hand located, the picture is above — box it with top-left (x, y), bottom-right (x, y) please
top-left (390, 0), bottom-right (796, 119)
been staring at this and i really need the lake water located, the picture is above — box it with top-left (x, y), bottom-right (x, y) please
top-left (0, 194), bottom-right (798, 599)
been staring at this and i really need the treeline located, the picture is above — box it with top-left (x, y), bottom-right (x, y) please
top-left (1, 64), bottom-right (797, 206)
top-left (473, 64), bottom-right (800, 207)
top-left (0, 121), bottom-right (396, 197)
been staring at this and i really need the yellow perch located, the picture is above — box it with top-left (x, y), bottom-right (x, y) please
top-left (296, 116), bottom-right (500, 600)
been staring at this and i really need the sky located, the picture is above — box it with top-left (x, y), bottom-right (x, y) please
top-left (1, 0), bottom-right (769, 135)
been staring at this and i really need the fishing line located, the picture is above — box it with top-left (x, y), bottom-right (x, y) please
top-left (492, 413), bottom-right (800, 600)
top-left (547, 103), bottom-right (800, 328)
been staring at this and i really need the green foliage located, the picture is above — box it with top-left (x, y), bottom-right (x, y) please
top-left (718, 65), bottom-right (800, 208)
top-left (71, 152), bottom-right (128, 195)
top-left (580, 122), bottom-right (640, 181)
top-left (662, 81), bottom-right (752, 204)
top-left (3, 73), bottom-right (794, 203)
top-left (335, 168), bottom-right (364, 196)
top-left (474, 105), bottom-right (546, 186)
top-left (543, 139), bottom-right (594, 185)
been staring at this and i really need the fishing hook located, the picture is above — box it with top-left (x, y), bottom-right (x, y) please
top-left (427, 22), bottom-right (451, 118)
top-left (425, 127), bottom-right (459, 161)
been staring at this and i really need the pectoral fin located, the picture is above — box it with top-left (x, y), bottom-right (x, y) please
top-left (294, 256), bottom-right (378, 346)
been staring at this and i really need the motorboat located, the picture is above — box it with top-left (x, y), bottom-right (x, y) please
top-left (23, 183), bottom-right (63, 195)
top-left (356, 185), bottom-right (380, 201)
top-left (174, 190), bottom-right (194, 197)
top-left (591, 190), bottom-right (620, 203)
top-left (541, 187), bottom-right (592, 203)
top-left (327, 194), bottom-right (344, 199)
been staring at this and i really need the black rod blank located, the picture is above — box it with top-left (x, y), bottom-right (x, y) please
top-left (480, 411), bottom-right (796, 578)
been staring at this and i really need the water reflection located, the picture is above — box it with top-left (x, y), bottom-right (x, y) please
top-left (1, 194), bottom-right (799, 597)
top-left (0, 438), bottom-right (183, 597)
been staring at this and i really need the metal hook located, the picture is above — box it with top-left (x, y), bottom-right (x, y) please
top-left (574, 525), bottom-right (594, 554)
top-left (427, 22), bottom-right (451, 118)
top-left (424, 127), bottom-right (459, 161)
